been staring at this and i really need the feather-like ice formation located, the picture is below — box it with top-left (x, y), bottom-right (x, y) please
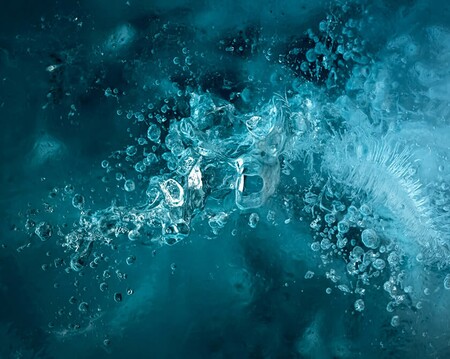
top-left (322, 127), bottom-right (450, 266)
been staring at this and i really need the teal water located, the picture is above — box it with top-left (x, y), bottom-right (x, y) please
top-left (1, 0), bottom-right (450, 358)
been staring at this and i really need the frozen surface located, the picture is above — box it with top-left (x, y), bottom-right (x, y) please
top-left (1, 0), bottom-right (450, 358)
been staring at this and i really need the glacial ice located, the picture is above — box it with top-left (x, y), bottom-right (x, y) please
top-left (4, 0), bottom-right (450, 357)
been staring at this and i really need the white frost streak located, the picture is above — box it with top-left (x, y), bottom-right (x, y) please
top-left (324, 132), bottom-right (448, 264)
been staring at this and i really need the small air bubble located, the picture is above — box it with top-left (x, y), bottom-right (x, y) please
top-left (126, 145), bottom-right (137, 156)
top-left (354, 299), bottom-right (365, 312)
top-left (444, 274), bottom-right (450, 290)
top-left (126, 255), bottom-right (136, 265)
top-left (311, 242), bottom-right (321, 251)
top-left (124, 180), bottom-right (135, 192)
top-left (390, 315), bottom-right (400, 327)
top-left (78, 302), bottom-right (89, 313)
top-left (248, 213), bottom-right (259, 228)
top-left (337, 221), bottom-right (350, 234)
top-left (72, 194), bottom-right (85, 209)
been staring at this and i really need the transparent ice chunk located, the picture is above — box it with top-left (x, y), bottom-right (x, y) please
top-left (235, 155), bottom-right (280, 210)
top-left (160, 179), bottom-right (184, 207)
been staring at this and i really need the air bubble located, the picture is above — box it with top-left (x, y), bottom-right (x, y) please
top-left (325, 213), bottom-right (336, 224)
top-left (35, 222), bottom-right (52, 241)
top-left (372, 258), bottom-right (386, 270)
top-left (72, 194), bottom-right (85, 209)
top-left (64, 184), bottom-right (75, 193)
top-left (361, 229), bottom-right (379, 249)
top-left (124, 179), bottom-right (136, 192)
top-left (359, 204), bottom-right (372, 216)
top-left (311, 242), bottom-right (321, 251)
top-left (128, 229), bottom-right (141, 241)
top-left (126, 145), bottom-right (137, 156)
top-left (248, 213), bottom-right (259, 228)
top-left (337, 236), bottom-right (348, 249)
top-left (134, 162), bottom-right (146, 173)
top-left (444, 274), bottom-right (450, 290)
top-left (160, 179), bottom-right (184, 207)
top-left (337, 221), bottom-right (350, 234)
top-left (354, 299), bottom-right (365, 312)
top-left (306, 49), bottom-right (317, 62)
top-left (390, 315), bottom-right (400, 327)
top-left (388, 252), bottom-right (400, 267)
top-left (147, 124), bottom-right (161, 142)
top-left (321, 238), bottom-right (332, 250)
top-left (69, 296), bottom-right (77, 304)
top-left (78, 302), bottom-right (89, 313)
top-left (126, 255), bottom-right (136, 265)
